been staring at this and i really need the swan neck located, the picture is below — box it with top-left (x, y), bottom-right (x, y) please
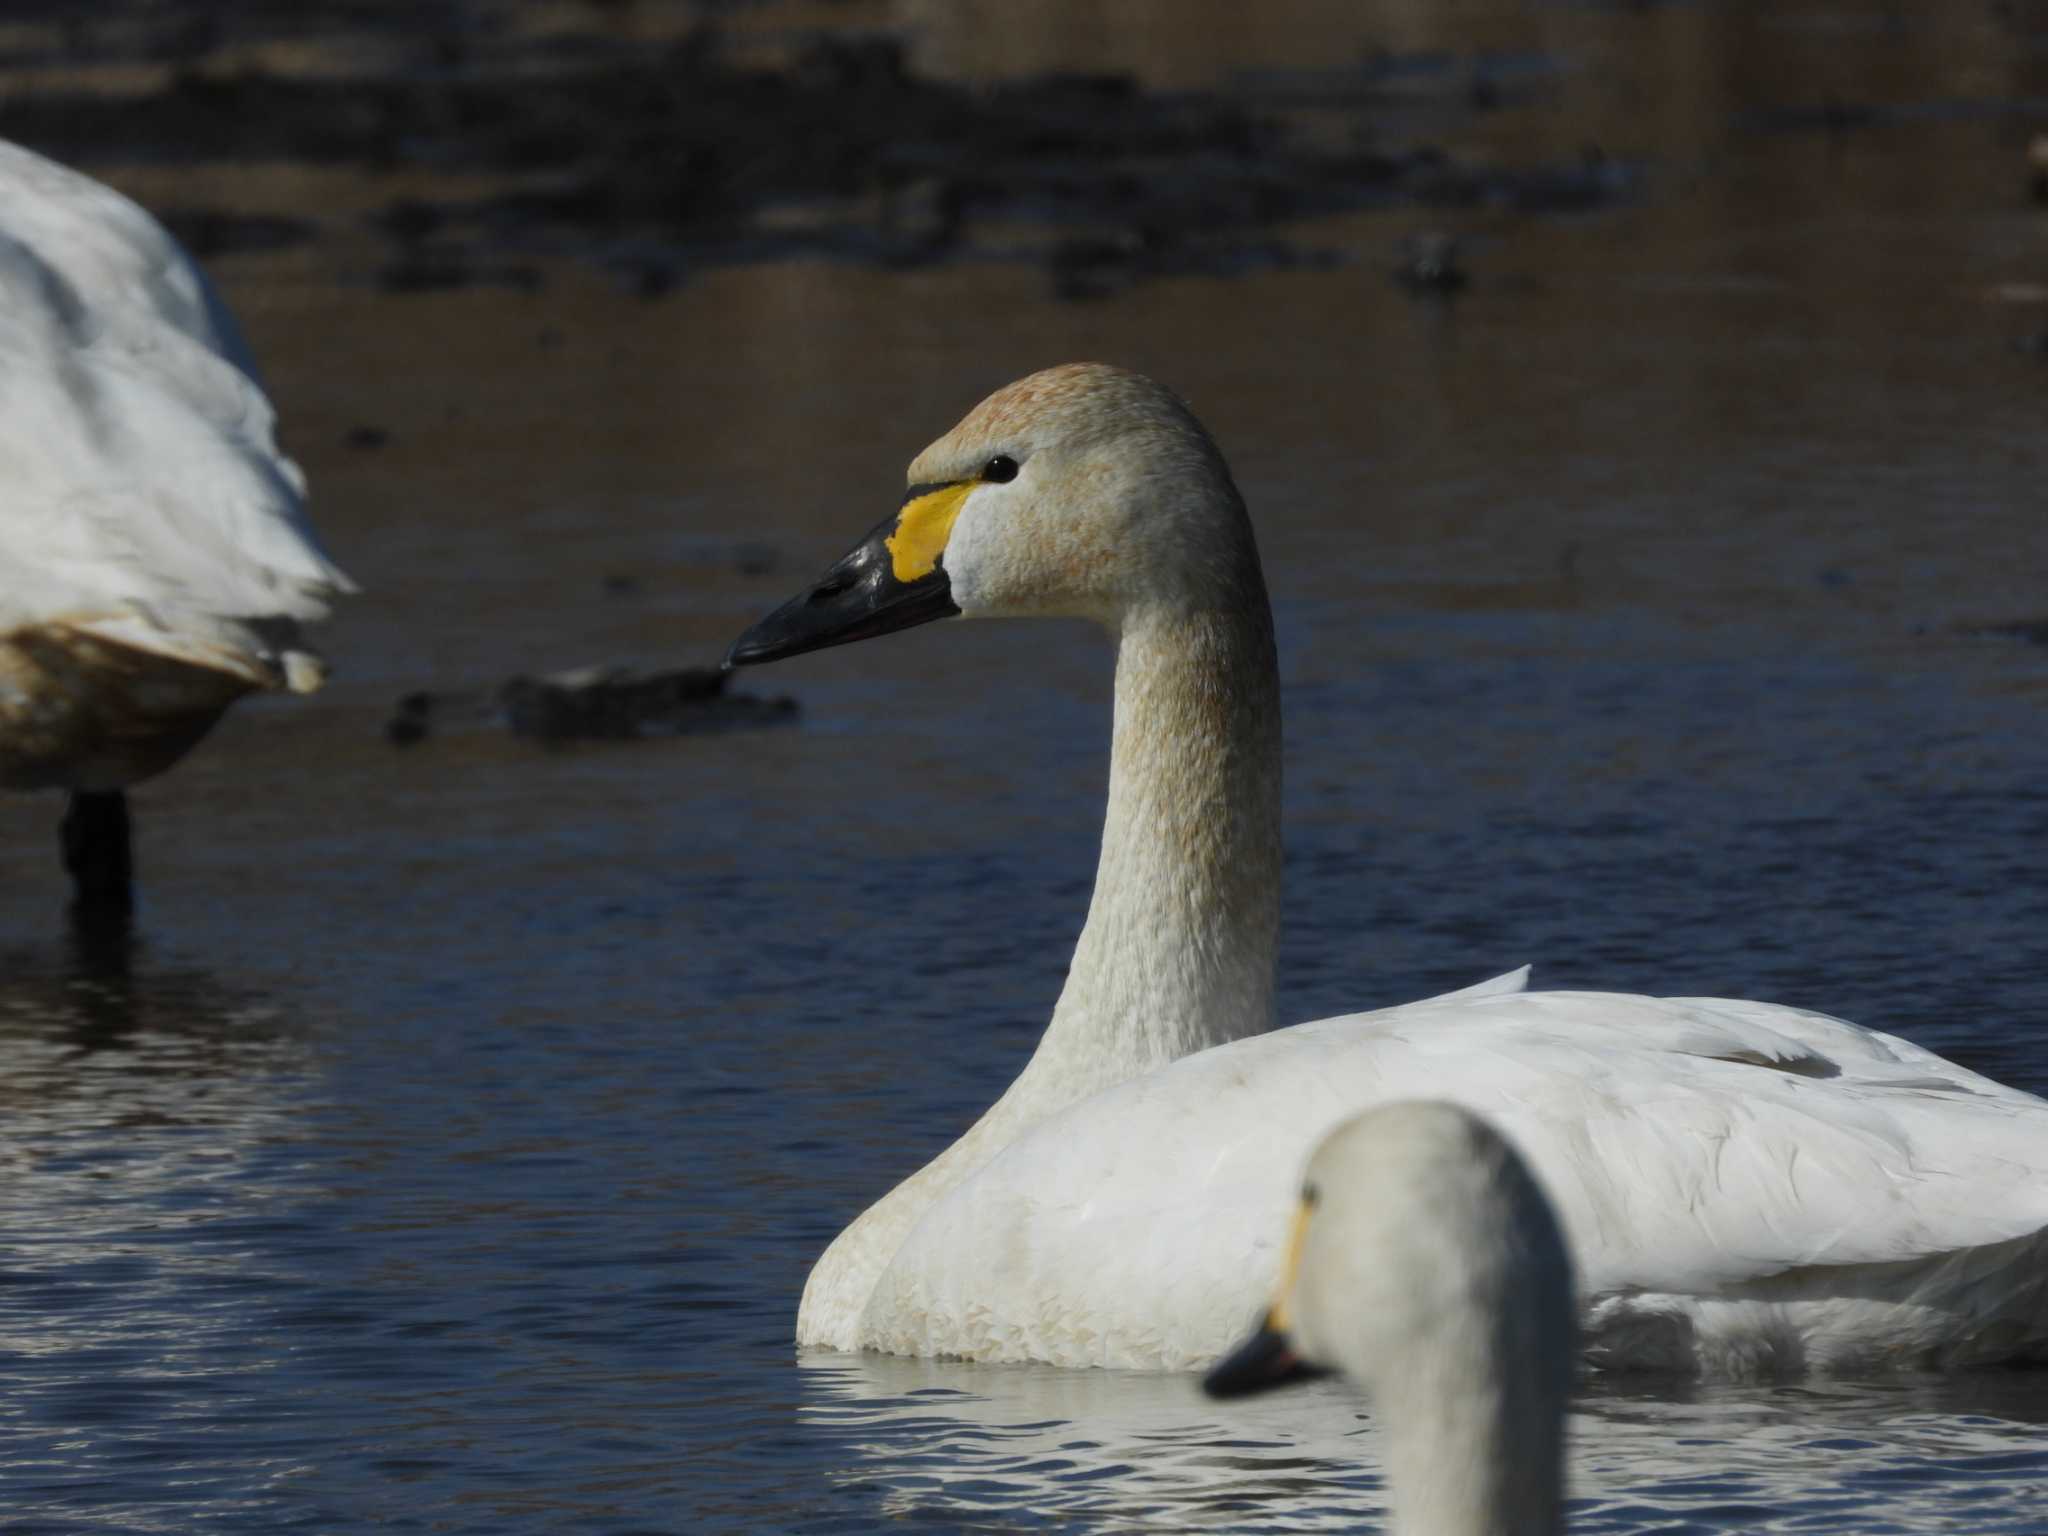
top-left (1382, 1387), bottom-right (1564, 1536)
top-left (1030, 588), bottom-right (1282, 1093)
top-left (1377, 1342), bottom-right (1566, 1536)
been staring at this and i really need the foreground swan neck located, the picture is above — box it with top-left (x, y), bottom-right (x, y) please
top-left (1299, 1106), bottom-right (1574, 1536)
top-left (1379, 1356), bottom-right (1566, 1536)
top-left (1032, 589), bottom-right (1283, 1088)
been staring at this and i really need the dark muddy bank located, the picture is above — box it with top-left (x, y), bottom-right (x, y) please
top-left (6, 2), bottom-right (1632, 297)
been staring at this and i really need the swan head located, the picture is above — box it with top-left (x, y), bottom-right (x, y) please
top-left (1203, 1100), bottom-right (1576, 1414)
top-left (727, 363), bottom-right (1258, 665)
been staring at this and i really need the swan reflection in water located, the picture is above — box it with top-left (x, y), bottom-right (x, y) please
top-left (0, 930), bottom-right (310, 1120)
top-left (796, 1351), bottom-right (2048, 1533)
top-left (0, 933), bottom-right (317, 1344)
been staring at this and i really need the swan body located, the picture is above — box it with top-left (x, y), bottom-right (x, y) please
top-left (729, 363), bottom-right (2048, 1375)
top-left (0, 140), bottom-right (349, 906)
top-left (0, 138), bottom-right (348, 789)
top-left (1204, 1102), bottom-right (1576, 1536)
top-left (863, 987), bottom-right (2048, 1373)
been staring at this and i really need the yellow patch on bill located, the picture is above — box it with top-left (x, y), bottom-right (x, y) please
top-left (1269, 1196), bottom-right (1314, 1332)
top-left (886, 482), bottom-right (975, 583)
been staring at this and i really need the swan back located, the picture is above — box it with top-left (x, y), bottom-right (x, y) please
top-left (1210, 1101), bottom-right (1575, 1536)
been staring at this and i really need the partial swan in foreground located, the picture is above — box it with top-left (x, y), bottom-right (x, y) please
top-left (729, 363), bottom-right (2048, 1374)
top-left (1205, 1102), bottom-right (1575, 1536)
top-left (0, 140), bottom-right (351, 919)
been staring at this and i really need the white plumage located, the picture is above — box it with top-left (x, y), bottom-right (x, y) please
top-left (0, 139), bottom-right (349, 905)
top-left (731, 363), bottom-right (2048, 1376)
top-left (0, 139), bottom-right (347, 701)
top-left (1205, 1102), bottom-right (1577, 1536)
top-left (871, 985), bottom-right (2048, 1373)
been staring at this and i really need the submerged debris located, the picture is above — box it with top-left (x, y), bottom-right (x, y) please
top-left (1393, 231), bottom-right (1468, 294)
top-left (501, 665), bottom-right (797, 741)
top-left (1961, 618), bottom-right (2048, 648)
top-left (2029, 134), bottom-right (2048, 205)
top-left (384, 666), bottom-right (798, 746)
top-left (386, 690), bottom-right (436, 746)
top-left (156, 207), bottom-right (316, 259)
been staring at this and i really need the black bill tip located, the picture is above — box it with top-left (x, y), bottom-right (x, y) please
top-left (727, 514), bottom-right (959, 668)
top-left (1202, 1316), bottom-right (1331, 1400)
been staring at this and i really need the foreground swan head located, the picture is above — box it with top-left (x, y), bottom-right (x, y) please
top-left (728, 363), bottom-right (1263, 660)
top-left (1205, 1102), bottom-right (1576, 1536)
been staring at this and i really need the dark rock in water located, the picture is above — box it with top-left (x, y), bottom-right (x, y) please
top-left (159, 207), bottom-right (316, 259)
top-left (1408, 144), bottom-right (1633, 213)
top-left (385, 667), bottom-right (798, 745)
top-left (373, 198), bottom-right (446, 244)
top-left (877, 173), bottom-right (966, 267)
top-left (1394, 231), bottom-right (1467, 294)
top-left (1964, 618), bottom-right (2048, 647)
top-left (626, 258), bottom-right (683, 300)
top-left (1046, 226), bottom-right (1340, 302)
top-left (346, 425), bottom-right (390, 451)
top-left (1049, 235), bottom-right (1147, 302)
top-left (499, 665), bottom-right (798, 741)
top-left (1750, 94), bottom-right (1876, 135)
top-left (386, 691), bottom-right (437, 745)
top-left (376, 248), bottom-right (545, 294)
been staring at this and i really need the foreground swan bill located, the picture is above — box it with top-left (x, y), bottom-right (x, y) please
top-left (730, 363), bottom-right (2048, 1374)
top-left (0, 140), bottom-right (351, 916)
top-left (1205, 1103), bottom-right (1575, 1536)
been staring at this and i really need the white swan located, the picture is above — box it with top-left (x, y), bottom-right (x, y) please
top-left (0, 139), bottom-right (351, 917)
top-left (1204, 1102), bottom-right (1576, 1536)
top-left (729, 363), bottom-right (2048, 1374)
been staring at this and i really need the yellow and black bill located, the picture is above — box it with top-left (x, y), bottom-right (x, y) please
top-left (1202, 1311), bottom-right (1331, 1400)
top-left (726, 481), bottom-right (972, 668)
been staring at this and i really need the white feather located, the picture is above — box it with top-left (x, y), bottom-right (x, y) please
top-left (0, 139), bottom-right (349, 689)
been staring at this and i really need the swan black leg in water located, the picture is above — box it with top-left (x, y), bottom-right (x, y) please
top-left (61, 789), bottom-right (133, 925)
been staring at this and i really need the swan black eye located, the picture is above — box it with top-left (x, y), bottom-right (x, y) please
top-left (981, 455), bottom-right (1019, 484)
top-left (1301, 1182), bottom-right (1320, 1209)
